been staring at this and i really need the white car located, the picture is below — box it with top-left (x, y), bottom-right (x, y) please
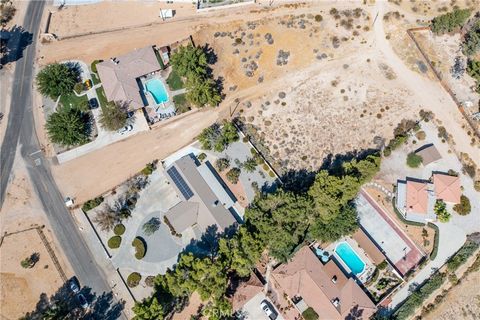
top-left (260, 300), bottom-right (277, 319)
top-left (118, 124), bottom-right (133, 135)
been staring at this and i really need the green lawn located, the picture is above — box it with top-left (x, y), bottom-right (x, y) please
top-left (59, 93), bottom-right (88, 112)
top-left (91, 73), bottom-right (101, 85)
top-left (96, 86), bottom-right (109, 109)
top-left (166, 69), bottom-right (184, 91)
top-left (173, 93), bottom-right (191, 114)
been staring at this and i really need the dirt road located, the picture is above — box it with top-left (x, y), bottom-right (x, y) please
top-left (52, 109), bottom-right (219, 203)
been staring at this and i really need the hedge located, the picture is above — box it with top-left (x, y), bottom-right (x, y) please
top-left (393, 272), bottom-right (446, 320)
top-left (427, 222), bottom-right (440, 260)
top-left (90, 59), bottom-right (102, 73)
top-left (82, 196), bottom-right (104, 212)
top-left (108, 236), bottom-right (122, 249)
top-left (447, 240), bottom-right (479, 272)
top-left (113, 224), bottom-right (125, 236)
top-left (391, 198), bottom-right (426, 227)
top-left (132, 237), bottom-right (146, 259)
top-left (127, 272), bottom-right (141, 288)
top-left (141, 162), bottom-right (156, 176)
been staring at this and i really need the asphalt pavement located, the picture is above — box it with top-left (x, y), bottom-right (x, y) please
top-left (0, 0), bottom-right (123, 314)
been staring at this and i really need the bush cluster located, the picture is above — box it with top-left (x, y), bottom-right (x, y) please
top-left (127, 272), bottom-right (142, 288)
top-left (132, 237), bottom-right (146, 259)
top-left (406, 152), bottom-right (423, 168)
top-left (108, 236), bottom-right (122, 249)
top-left (427, 222), bottom-right (440, 260)
top-left (113, 224), bottom-right (126, 236)
top-left (447, 240), bottom-right (479, 272)
top-left (82, 196), bottom-right (104, 212)
top-left (453, 195), bottom-right (471, 215)
top-left (431, 8), bottom-right (471, 34)
top-left (141, 162), bottom-right (156, 176)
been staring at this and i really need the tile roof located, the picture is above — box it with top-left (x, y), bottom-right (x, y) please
top-left (96, 46), bottom-right (161, 110)
top-left (271, 246), bottom-right (376, 320)
top-left (433, 173), bottom-right (461, 204)
top-left (406, 180), bottom-right (429, 214)
top-left (232, 273), bottom-right (264, 311)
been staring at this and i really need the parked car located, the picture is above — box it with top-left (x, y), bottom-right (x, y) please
top-left (118, 124), bottom-right (133, 135)
top-left (68, 277), bottom-right (80, 294)
top-left (88, 98), bottom-right (99, 109)
top-left (260, 300), bottom-right (277, 319)
top-left (77, 294), bottom-right (89, 309)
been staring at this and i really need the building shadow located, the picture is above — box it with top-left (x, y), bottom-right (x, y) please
top-left (182, 224), bottom-right (237, 259)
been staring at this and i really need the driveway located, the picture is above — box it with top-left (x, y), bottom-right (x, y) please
top-left (241, 293), bottom-right (283, 320)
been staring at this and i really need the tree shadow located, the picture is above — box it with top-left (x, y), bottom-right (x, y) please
top-left (22, 278), bottom-right (124, 320)
top-left (202, 43), bottom-right (217, 65)
top-left (64, 61), bottom-right (82, 81)
top-left (182, 224), bottom-right (237, 259)
top-left (0, 25), bottom-right (33, 66)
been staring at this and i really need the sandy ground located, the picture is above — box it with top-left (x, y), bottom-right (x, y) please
top-left (0, 155), bottom-right (73, 319)
top-left (424, 268), bottom-right (480, 320)
top-left (52, 108), bottom-right (219, 203)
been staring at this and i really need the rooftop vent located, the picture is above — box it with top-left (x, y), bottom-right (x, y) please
top-left (332, 298), bottom-right (340, 307)
top-left (331, 275), bottom-right (337, 284)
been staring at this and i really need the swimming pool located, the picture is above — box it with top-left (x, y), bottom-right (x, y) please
top-left (145, 78), bottom-right (169, 104)
top-left (335, 242), bottom-right (365, 275)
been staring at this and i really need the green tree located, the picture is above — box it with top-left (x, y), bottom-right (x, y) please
top-left (431, 8), bottom-right (471, 34)
top-left (226, 167), bottom-right (241, 184)
top-left (215, 157), bottom-right (230, 172)
top-left (434, 200), bottom-right (451, 222)
top-left (0, 2), bottom-right (16, 25)
top-left (36, 63), bottom-right (79, 99)
top-left (463, 20), bottom-right (480, 56)
top-left (92, 208), bottom-right (121, 232)
top-left (143, 217), bottom-right (161, 236)
top-left (198, 122), bottom-right (239, 152)
top-left (99, 101), bottom-right (128, 131)
top-left (467, 59), bottom-right (480, 81)
top-left (406, 152), bottom-right (423, 168)
top-left (202, 298), bottom-right (232, 320)
top-left (453, 195), bottom-right (471, 215)
top-left (309, 204), bottom-right (359, 242)
top-left (45, 106), bottom-right (90, 146)
top-left (185, 74), bottom-right (221, 107)
top-left (133, 297), bottom-right (165, 320)
top-left (170, 44), bottom-right (208, 78)
top-left (245, 191), bottom-right (314, 261)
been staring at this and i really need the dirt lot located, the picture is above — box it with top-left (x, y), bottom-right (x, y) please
top-left (424, 267), bottom-right (480, 320)
top-left (0, 156), bottom-right (72, 320)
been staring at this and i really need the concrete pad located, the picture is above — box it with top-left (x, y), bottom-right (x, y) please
top-left (241, 292), bottom-right (283, 320)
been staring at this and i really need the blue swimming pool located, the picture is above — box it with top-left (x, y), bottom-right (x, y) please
top-left (335, 242), bottom-right (365, 275)
top-left (145, 78), bottom-right (169, 104)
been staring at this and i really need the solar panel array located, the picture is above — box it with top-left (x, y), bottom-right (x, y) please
top-left (167, 166), bottom-right (194, 200)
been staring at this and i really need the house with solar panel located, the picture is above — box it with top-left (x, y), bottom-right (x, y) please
top-left (163, 154), bottom-right (240, 238)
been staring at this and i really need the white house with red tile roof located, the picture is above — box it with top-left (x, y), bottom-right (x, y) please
top-left (433, 173), bottom-right (461, 204)
top-left (396, 179), bottom-right (436, 223)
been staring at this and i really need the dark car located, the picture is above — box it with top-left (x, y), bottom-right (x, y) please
top-left (68, 277), bottom-right (80, 294)
top-left (89, 98), bottom-right (99, 109)
top-left (77, 294), bottom-right (89, 309)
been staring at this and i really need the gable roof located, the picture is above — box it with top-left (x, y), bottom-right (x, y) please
top-left (415, 144), bottom-right (442, 166)
top-left (352, 229), bottom-right (386, 265)
top-left (406, 180), bottom-right (429, 214)
top-left (433, 173), bottom-right (461, 204)
top-left (271, 246), bottom-right (376, 320)
top-left (96, 46), bottom-right (161, 110)
top-left (166, 155), bottom-right (237, 233)
top-left (232, 273), bottom-right (264, 311)
top-left (164, 202), bottom-right (199, 234)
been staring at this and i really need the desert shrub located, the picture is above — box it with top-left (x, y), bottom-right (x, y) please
top-left (268, 170), bottom-right (275, 177)
top-left (226, 167), bottom-right (241, 184)
top-left (141, 162), bottom-right (156, 176)
top-left (302, 307), bottom-right (319, 320)
top-left (145, 276), bottom-right (155, 287)
top-left (463, 20), bottom-right (480, 56)
top-left (113, 224), bottom-right (126, 236)
top-left (474, 180), bottom-right (480, 191)
top-left (197, 152), bottom-right (207, 161)
top-left (437, 126), bottom-right (448, 140)
top-left (99, 101), bottom-right (128, 131)
top-left (82, 196), bottom-right (104, 212)
top-left (447, 241), bottom-right (479, 272)
top-left (108, 236), bottom-right (122, 249)
top-left (453, 195), bottom-right (471, 215)
top-left (431, 8), bottom-right (471, 34)
top-left (314, 14), bottom-right (323, 22)
top-left (73, 82), bottom-right (84, 94)
top-left (143, 217), bottom-right (161, 236)
top-left (127, 272), bottom-right (142, 288)
top-left (132, 237), bottom-right (146, 259)
top-left (215, 157), bottom-right (230, 171)
top-left (262, 163), bottom-right (269, 171)
top-left (383, 147), bottom-right (392, 157)
top-left (407, 153), bottom-right (423, 168)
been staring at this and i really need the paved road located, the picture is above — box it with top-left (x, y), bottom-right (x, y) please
top-left (0, 0), bottom-right (121, 311)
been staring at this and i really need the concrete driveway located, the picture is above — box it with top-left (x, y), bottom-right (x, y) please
top-left (241, 292), bottom-right (283, 320)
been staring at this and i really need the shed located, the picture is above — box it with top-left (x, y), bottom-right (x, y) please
top-left (415, 144), bottom-right (442, 166)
